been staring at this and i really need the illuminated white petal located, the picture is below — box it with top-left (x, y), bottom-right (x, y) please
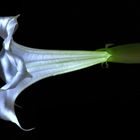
top-left (0, 15), bottom-right (111, 130)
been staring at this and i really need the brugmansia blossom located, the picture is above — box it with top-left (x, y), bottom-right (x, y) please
top-left (0, 15), bottom-right (111, 130)
top-left (1, 15), bottom-right (140, 130)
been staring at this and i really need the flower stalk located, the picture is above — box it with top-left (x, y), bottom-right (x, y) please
top-left (105, 43), bottom-right (140, 64)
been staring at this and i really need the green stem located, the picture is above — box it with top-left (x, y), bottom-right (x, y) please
top-left (103, 43), bottom-right (140, 64)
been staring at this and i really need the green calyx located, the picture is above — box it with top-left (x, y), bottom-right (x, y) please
top-left (100, 43), bottom-right (140, 64)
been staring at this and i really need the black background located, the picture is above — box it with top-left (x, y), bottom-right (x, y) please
top-left (0, 0), bottom-right (140, 139)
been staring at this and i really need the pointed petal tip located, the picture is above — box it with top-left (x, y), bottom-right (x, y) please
top-left (15, 14), bottom-right (20, 18)
top-left (13, 119), bottom-right (35, 131)
top-left (19, 125), bottom-right (35, 131)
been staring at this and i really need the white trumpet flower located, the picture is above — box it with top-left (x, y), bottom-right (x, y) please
top-left (0, 15), bottom-right (111, 130)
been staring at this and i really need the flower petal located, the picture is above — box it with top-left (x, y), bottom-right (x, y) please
top-left (0, 15), bottom-right (111, 130)
top-left (0, 75), bottom-right (34, 130)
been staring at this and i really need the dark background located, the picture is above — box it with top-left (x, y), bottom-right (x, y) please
top-left (0, 0), bottom-right (140, 139)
